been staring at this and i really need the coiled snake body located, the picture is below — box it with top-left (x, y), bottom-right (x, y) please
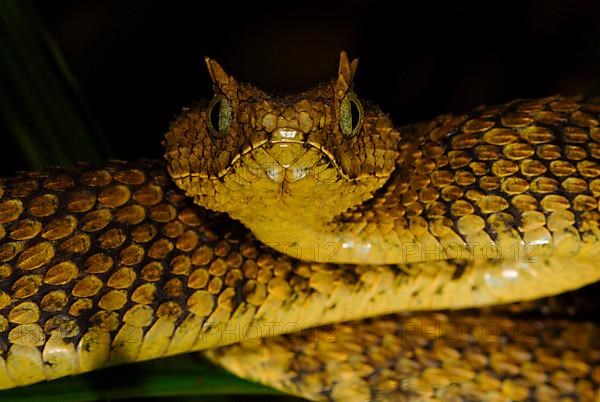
top-left (0, 52), bottom-right (599, 401)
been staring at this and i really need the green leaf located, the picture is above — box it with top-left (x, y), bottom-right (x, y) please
top-left (0, 0), bottom-right (112, 168)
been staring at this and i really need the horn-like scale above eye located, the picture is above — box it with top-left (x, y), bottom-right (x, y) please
top-left (208, 95), bottom-right (233, 138)
top-left (340, 92), bottom-right (364, 137)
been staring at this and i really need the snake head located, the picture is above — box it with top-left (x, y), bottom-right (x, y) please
top-left (164, 52), bottom-right (401, 238)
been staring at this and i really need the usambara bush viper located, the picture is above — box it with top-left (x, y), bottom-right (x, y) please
top-left (0, 51), bottom-right (599, 401)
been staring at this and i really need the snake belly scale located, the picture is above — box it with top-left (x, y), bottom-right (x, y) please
top-left (0, 51), bottom-right (599, 401)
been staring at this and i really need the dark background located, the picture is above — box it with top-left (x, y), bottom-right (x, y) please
top-left (3, 0), bottom-right (600, 174)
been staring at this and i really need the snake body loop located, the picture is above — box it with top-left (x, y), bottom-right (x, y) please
top-left (0, 52), bottom-right (599, 401)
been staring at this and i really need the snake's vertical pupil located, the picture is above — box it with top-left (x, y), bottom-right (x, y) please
top-left (340, 93), bottom-right (363, 137)
top-left (350, 97), bottom-right (361, 129)
top-left (208, 95), bottom-right (232, 137)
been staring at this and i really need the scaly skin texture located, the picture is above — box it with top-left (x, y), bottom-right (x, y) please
top-left (1, 52), bottom-right (600, 400)
top-left (0, 160), bottom-right (411, 387)
top-left (207, 310), bottom-right (600, 401)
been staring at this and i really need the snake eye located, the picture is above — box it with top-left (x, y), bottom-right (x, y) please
top-left (207, 95), bottom-right (233, 138)
top-left (340, 92), bottom-right (363, 138)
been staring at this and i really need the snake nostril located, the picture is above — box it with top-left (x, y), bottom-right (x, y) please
top-left (271, 128), bottom-right (304, 142)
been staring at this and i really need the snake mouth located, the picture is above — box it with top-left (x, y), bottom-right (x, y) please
top-left (216, 138), bottom-right (350, 182)
top-left (217, 140), bottom-right (348, 190)
top-left (171, 132), bottom-right (349, 183)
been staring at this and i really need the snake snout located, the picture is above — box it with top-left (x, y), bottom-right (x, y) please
top-left (255, 142), bottom-right (334, 185)
top-left (225, 127), bottom-right (330, 186)
top-left (270, 127), bottom-right (305, 142)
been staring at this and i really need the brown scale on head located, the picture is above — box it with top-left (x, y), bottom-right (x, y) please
top-left (164, 51), bottom-right (401, 261)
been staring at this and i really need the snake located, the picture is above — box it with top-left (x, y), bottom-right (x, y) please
top-left (0, 51), bottom-right (599, 401)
